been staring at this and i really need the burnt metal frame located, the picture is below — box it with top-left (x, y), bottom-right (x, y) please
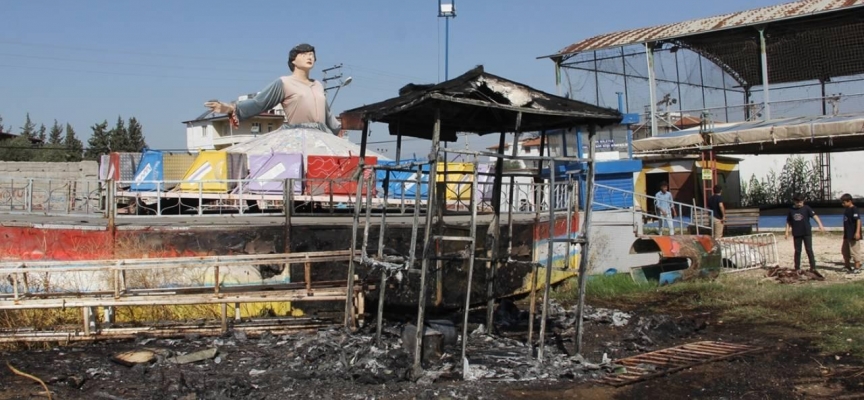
top-left (0, 251), bottom-right (365, 341)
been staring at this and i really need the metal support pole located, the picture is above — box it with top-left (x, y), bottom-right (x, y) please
top-left (645, 43), bottom-right (658, 137)
top-left (758, 27), bottom-right (771, 121)
top-left (698, 54), bottom-right (707, 112)
top-left (412, 109), bottom-right (441, 380)
top-left (459, 158), bottom-right (479, 380)
top-left (538, 159), bottom-right (556, 362)
top-left (283, 178), bottom-right (292, 253)
top-left (345, 119), bottom-right (369, 329)
top-left (622, 47), bottom-right (630, 113)
top-left (527, 131), bottom-right (546, 350)
top-left (445, 17), bottom-right (450, 81)
top-left (575, 125), bottom-right (597, 355)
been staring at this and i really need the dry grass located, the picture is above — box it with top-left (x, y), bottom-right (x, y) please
top-left (557, 271), bottom-right (864, 357)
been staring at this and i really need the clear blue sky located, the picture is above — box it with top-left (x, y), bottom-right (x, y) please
top-left (0, 0), bottom-right (780, 157)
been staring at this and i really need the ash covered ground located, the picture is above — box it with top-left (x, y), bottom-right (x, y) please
top-left (0, 301), bottom-right (709, 400)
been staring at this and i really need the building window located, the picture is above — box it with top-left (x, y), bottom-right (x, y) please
top-left (251, 122), bottom-right (261, 134)
top-left (267, 123), bottom-right (274, 132)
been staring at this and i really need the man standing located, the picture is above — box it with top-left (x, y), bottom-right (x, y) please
top-left (655, 181), bottom-right (676, 235)
top-left (840, 193), bottom-right (862, 274)
top-left (785, 194), bottom-right (825, 271)
top-left (707, 185), bottom-right (726, 239)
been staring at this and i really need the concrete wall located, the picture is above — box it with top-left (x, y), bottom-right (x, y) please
top-left (0, 161), bottom-right (98, 180)
top-left (587, 210), bottom-right (659, 274)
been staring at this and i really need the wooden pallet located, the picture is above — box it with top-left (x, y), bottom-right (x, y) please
top-left (602, 341), bottom-right (763, 387)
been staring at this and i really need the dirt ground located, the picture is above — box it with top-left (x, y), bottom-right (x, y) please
top-left (775, 232), bottom-right (864, 278)
top-left (1, 233), bottom-right (863, 399)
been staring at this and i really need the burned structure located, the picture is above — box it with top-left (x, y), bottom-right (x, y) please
top-left (342, 65), bottom-right (622, 377)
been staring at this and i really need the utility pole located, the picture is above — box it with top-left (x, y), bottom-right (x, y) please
top-left (322, 64), bottom-right (344, 91)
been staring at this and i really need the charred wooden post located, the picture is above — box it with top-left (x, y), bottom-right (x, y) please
top-left (486, 131), bottom-right (506, 330)
top-left (412, 109), bottom-right (442, 379)
top-left (345, 118), bottom-right (370, 329)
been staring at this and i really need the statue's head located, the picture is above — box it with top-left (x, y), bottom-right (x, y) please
top-left (289, 43), bottom-right (316, 72)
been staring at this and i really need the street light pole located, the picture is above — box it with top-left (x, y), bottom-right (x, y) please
top-left (439, 0), bottom-right (456, 81)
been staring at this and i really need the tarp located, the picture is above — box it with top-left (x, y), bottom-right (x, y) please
top-left (162, 153), bottom-right (197, 182)
top-left (633, 114), bottom-right (864, 154)
top-left (375, 159), bottom-right (430, 200)
top-left (178, 151), bottom-right (246, 193)
top-left (436, 162), bottom-right (474, 201)
top-left (243, 153), bottom-right (304, 194)
top-left (99, 152), bottom-right (143, 184)
top-left (225, 125), bottom-right (388, 160)
top-left (130, 150), bottom-right (164, 191)
top-left (307, 156), bottom-right (377, 196)
top-left (476, 164), bottom-right (494, 201)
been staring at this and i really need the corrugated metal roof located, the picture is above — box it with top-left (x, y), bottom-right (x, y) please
top-left (554, 0), bottom-right (864, 57)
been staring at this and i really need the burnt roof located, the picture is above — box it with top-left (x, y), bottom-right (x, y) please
top-left (342, 66), bottom-right (622, 141)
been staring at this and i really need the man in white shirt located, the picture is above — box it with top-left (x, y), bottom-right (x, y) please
top-left (655, 181), bottom-right (676, 235)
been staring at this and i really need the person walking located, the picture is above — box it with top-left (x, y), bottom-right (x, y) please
top-left (840, 193), bottom-right (862, 274)
top-left (785, 194), bottom-right (825, 271)
top-left (655, 181), bottom-right (676, 235)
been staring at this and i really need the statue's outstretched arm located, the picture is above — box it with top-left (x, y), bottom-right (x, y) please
top-left (203, 79), bottom-right (285, 126)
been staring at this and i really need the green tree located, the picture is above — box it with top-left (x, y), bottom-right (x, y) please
top-left (48, 120), bottom-right (64, 145)
top-left (36, 124), bottom-right (47, 143)
top-left (127, 117), bottom-right (147, 151)
top-left (19, 113), bottom-right (36, 138)
top-left (0, 136), bottom-right (35, 161)
top-left (64, 123), bottom-right (84, 162)
top-left (0, 114), bottom-right (8, 133)
top-left (85, 120), bottom-right (110, 160)
top-left (108, 116), bottom-right (129, 152)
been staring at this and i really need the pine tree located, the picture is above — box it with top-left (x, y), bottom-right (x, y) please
top-left (36, 124), bottom-right (47, 143)
top-left (64, 123), bottom-right (84, 162)
top-left (0, 114), bottom-right (8, 133)
top-left (108, 116), bottom-right (129, 152)
top-left (0, 136), bottom-right (35, 161)
top-left (85, 120), bottom-right (110, 160)
top-left (20, 113), bottom-right (36, 138)
top-left (127, 117), bottom-right (147, 151)
top-left (48, 120), bottom-right (64, 145)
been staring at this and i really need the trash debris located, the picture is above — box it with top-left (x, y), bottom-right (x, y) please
top-left (167, 348), bottom-right (218, 365)
top-left (766, 266), bottom-right (825, 283)
top-left (402, 324), bottom-right (444, 362)
top-left (111, 350), bottom-right (157, 367)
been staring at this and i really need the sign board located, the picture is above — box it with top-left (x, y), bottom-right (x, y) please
top-left (701, 169), bottom-right (712, 180)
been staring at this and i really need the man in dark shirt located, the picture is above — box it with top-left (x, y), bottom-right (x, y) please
top-left (785, 194), bottom-right (825, 271)
top-left (706, 185), bottom-right (726, 239)
top-left (840, 193), bottom-right (862, 274)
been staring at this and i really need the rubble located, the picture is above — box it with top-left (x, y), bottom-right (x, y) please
top-left (766, 266), bottom-right (825, 283)
top-left (167, 348), bottom-right (218, 365)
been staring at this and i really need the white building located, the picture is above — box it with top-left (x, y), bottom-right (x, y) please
top-left (184, 94), bottom-right (287, 151)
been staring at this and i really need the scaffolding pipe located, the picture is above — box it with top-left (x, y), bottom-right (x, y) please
top-left (575, 124), bottom-right (597, 355)
top-left (758, 27), bottom-right (771, 121)
top-left (646, 43), bottom-right (659, 136)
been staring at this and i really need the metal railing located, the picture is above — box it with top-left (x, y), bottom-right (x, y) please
top-left (593, 182), bottom-right (714, 234)
top-left (0, 178), bottom-right (102, 216)
top-left (717, 233), bottom-right (779, 272)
